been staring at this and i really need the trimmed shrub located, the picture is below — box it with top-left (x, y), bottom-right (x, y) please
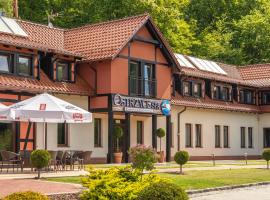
top-left (137, 180), bottom-right (189, 200)
top-left (262, 149), bottom-right (270, 169)
top-left (113, 126), bottom-right (124, 152)
top-left (156, 128), bottom-right (166, 153)
top-left (3, 191), bottom-right (48, 200)
top-left (80, 167), bottom-right (161, 200)
top-left (30, 149), bottom-right (50, 179)
top-left (129, 145), bottom-right (156, 174)
top-left (174, 151), bottom-right (189, 174)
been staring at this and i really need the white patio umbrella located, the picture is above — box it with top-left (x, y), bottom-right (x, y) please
top-left (0, 93), bottom-right (92, 149)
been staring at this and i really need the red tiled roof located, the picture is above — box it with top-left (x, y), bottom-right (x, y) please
top-left (239, 63), bottom-right (270, 80)
top-left (172, 94), bottom-right (259, 113)
top-left (0, 70), bottom-right (91, 96)
top-left (0, 19), bottom-right (81, 57)
top-left (64, 14), bottom-right (150, 61)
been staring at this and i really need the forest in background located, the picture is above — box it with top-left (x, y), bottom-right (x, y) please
top-left (1, 0), bottom-right (270, 66)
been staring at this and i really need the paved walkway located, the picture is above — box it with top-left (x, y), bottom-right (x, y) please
top-left (190, 185), bottom-right (270, 200)
top-left (0, 179), bottom-right (82, 198)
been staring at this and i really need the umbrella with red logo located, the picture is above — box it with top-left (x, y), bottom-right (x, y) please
top-left (0, 93), bottom-right (92, 149)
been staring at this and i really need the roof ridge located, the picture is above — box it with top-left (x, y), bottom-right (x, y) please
top-left (17, 18), bottom-right (66, 31)
top-left (66, 13), bottom-right (149, 32)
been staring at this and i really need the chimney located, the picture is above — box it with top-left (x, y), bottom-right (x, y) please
top-left (13, 0), bottom-right (18, 18)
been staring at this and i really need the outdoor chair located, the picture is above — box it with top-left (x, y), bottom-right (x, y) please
top-left (48, 151), bottom-right (58, 171)
top-left (77, 151), bottom-right (92, 170)
top-left (0, 150), bottom-right (23, 173)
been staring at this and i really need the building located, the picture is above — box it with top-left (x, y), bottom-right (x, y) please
top-left (0, 13), bottom-right (269, 163)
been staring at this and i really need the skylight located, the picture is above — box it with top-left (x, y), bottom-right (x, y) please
top-left (174, 53), bottom-right (195, 69)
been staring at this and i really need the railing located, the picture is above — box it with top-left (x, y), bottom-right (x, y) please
top-left (129, 77), bottom-right (156, 98)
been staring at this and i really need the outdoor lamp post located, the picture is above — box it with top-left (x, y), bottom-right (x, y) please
top-left (244, 153), bottom-right (248, 165)
top-left (212, 154), bottom-right (215, 166)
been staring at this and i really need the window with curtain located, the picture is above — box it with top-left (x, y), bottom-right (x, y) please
top-left (0, 54), bottom-right (11, 73)
top-left (185, 123), bottom-right (192, 147)
top-left (94, 118), bottom-right (102, 147)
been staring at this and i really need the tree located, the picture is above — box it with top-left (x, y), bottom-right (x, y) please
top-left (156, 128), bottom-right (165, 153)
top-left (30, 150), bottom-right (50, 179)
top-left (174, 151), bottom-right (189, 174)
top-left (0, 0), bottom-right (13, 17)
top-left (262, 149), bottom-right (270, 169)
top-left (113, 125), bottom-right (123, 153)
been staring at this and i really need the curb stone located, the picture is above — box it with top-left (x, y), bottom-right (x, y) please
top-left (187, 181), bottom-right (270, 195)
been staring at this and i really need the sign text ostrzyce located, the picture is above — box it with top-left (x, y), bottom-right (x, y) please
top-left (112, 94), bottom-right (165, 114)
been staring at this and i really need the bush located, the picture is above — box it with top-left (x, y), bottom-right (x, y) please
top-left (129, 145), bottom-right (156, 174)
top-left (137, 180), bottom-right (189, 200)
top-left (174, 151), bottom-right (189, 174)
top-left (262, 149), bottom-right (270, 169)
top-left (3, 191), bottom-right (48, 200)
top-left (31, 149), bottom-right (50, 179)
top-left (80, 167), bottom-right (161, 200)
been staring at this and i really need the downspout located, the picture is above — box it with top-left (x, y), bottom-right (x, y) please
top-left (177, 106), bottom-right (187, 151)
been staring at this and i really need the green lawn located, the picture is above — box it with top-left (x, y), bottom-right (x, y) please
top-left (160, 168), bottom-right (270, 190)
top-left (46, 168), bottom-right (270, 190)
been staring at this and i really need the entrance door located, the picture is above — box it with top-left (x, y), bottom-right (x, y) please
top-left (264, 128), bottom-right (270, 148)
top-left (0, 122), bottom-right (13, 151)
top-left (113, 119), bottom-right (125, 153)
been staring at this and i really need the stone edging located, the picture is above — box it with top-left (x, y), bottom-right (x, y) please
top-left (187, 181), bottom-right (270, 195)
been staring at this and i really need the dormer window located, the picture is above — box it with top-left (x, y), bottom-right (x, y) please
top-left (239, 89), bottom-right (255, 104)
top-left (262, 91), bottom-right (270, 105)
top-left (18, 55), bottom-right (32, 76)
top-left (56, 62), bottom-right (71, 82)
top-left (213, 84), bottom-right (232, 101)
top-left (182, 80), bottom-right (202, 98)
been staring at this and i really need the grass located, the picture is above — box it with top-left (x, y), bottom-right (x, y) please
top-left (160, 168), bottom-right (270, 190)
top-left (46, 168), bottom-right (270, 190)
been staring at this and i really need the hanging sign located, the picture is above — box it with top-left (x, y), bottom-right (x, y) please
top-left (112, 94), bottom-right (170, 115)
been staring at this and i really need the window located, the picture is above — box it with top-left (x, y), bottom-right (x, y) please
top-left (182, 81), bottom-right (202, 97)
top-left (57, 123), bottom-right (68, 146)
top-left (264, 128), bottom-right (270, 148)
top-left (195, 124), bottom-right (202, 147)
top-left (213, 86), bottom-right (221, 99)
top-left (193, 83), bottom-right (202, 97)
top-left (240, 127), bottom-right (246, 148)
top-left (262, 91), bottom-right (270, 105)
top-left (183, 81), bottom-right (192, 96)
top-left (215, 125), bottom-right (221, 148)
top-left (94, 118), bottom-right (102, 147)
top-left (57, 62), bottom-right (71, 81)
top-left (0, 123), bottom-right (13, 151)
top-left (223, 126), bottom-right (229, 148)
top-left (239, 89), bottom-right (255, 104)
top-left (18, 55), bottom-right (32, 76)
top-left (248, 127), bottom-right (253, 148)
top-left (213, 85), bottom-right (231, 101)
top-left (222, 87), bottom-right (230, 101)
top-left (185, 123), bottom-right (192, 147)
top-left (0, 54), bottom-right (11, 72)
top-left (129, 61), bottom-right (155, 97)
top-left (137, 121), bottom-right (143, 144)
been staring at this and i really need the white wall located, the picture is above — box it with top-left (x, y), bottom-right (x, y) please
top-left (171, 106), bottom-right (261, 157)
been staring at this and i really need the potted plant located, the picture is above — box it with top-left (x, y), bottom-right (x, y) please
top-left (156, 128), bottom-right (166, 163)
top-left (113, 125), bottom-right (124, 163)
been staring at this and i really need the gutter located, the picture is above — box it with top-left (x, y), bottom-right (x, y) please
top-left (177, 106), bottom-right (187, 151)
